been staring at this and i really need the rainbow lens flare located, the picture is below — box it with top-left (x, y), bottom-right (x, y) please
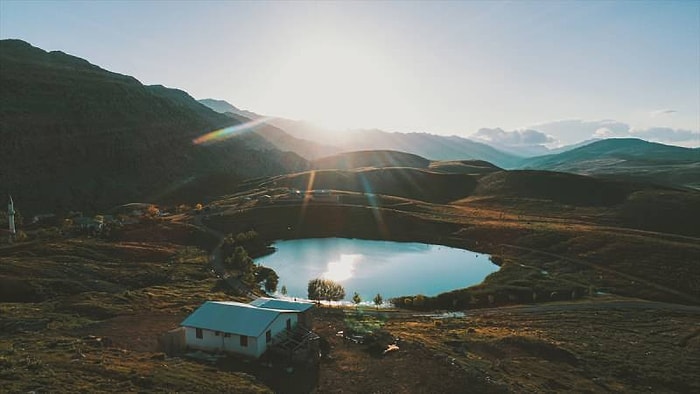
top-left (192, 117), bottom-right (272, 145)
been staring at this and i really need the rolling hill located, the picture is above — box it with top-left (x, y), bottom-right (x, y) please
top-left (521, 138), bottom-right (700, 189)
top-left (328, 129), bottom-right (522, 169)
top-left (311, 150), bottom-right (431, 170)
top-left (0, 39), bottom-right (307, 214)
top-left (473, 170), bottom-right (643, 206)
top-left (275, 167), bottom-right (478, 204)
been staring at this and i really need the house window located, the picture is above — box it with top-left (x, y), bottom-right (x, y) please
top-left (286, 318), bottom-right (292, 331)
top-left (215, 331), bottom-right (220, 336)
top-left (195, 328), bottom-right (203, 339)
top-left (224, 333), bottom-right (231, 338)
top-left (266, 330), bottom-right (272, 343)
top-left (240, 335), bottom-right (248, 347)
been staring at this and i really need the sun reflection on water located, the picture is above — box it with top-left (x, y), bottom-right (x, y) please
top-left (321, 254), bottom-right (362, 282)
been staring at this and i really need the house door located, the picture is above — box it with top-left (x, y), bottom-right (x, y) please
top-left (286, 318), bottom-right (291, 331)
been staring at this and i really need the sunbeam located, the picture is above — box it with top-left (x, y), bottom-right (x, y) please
top-left (359, 172), bottom-right (389, 238)
top-left (296, 170), bottom-right (317, 231)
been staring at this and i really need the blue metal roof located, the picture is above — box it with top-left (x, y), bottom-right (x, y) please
top-left (180, 301), bottom-right (297, 337)
top-left (249, 297), bottom-right (315, 312)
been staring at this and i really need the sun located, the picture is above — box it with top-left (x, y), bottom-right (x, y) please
top-left (267, 38), bottom-right (402, 129)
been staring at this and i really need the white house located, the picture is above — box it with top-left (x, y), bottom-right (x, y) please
top-left (180, 301), bottom-right (301, 358)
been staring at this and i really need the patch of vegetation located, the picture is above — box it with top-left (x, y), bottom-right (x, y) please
top-left (343, 310), bottom-right (387, 336)
top-left (221, 231), bottom-right (279, 293)
top-left (393, 261), bottom-right (588, 311)
top-left (308, 278), bottom-right (346, 302)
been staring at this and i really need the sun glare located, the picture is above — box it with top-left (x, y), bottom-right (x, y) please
top-left (322, 254), bottom-right (362, 282)
top-left (268, 38), bottom-right (402, 129)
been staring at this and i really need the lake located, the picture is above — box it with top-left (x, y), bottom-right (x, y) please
top-left (255, 238), bottom-right (498, 302)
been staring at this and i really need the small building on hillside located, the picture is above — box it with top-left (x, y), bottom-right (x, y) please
top-left (250, 297), bottom-right (315, 328)
top-left (181, 300), bottom-right (311, 358)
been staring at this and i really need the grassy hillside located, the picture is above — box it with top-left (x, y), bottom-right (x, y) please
top-left (521, 138), bottom-right (700, 189)
top-left (0, 39), bottom-right (307, 214)
top-left (276, 167), bottom-right (478, 204)
top-left (0, 222), bottom-right (273, 392)
top-left (473, 170), bottom-right (647, 206)
top-left (428, 159), bottom-right (502, 175)
top-left (312, 150), bottom-right (431, 170)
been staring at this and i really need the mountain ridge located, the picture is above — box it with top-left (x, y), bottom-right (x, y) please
top-left (198, 98), bottom-right (522, 167)
top-left (521, 138), bottom-right (700, 189)
top-left (198, 99), bottom-right (340, 159)
top-left (0, 39), bottom-right (307, 214)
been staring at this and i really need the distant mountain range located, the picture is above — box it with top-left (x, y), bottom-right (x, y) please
top-left (199, 99), bottom-right (699, 189)
top-left (0, 39), bottom-right (306, 214)
top-left (198, 101), bottom-right (341, 160)
top-left (521, 138), bottom-right (700, 189)
top-left (3, 39), bottom-right (697, 216)
top-left (197, 98), bottom-right (261, 120)
top-left (199, 100), bottom-right (523, 168)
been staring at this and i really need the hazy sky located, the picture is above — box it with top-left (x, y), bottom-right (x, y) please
top-left (2, 1), bottom-right (699, 147)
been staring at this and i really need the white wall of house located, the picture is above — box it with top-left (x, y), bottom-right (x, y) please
top-left (222, 332), bottom-right (259, 358)
top-left (184, 327), bottom-right (223, 351)
top-left (185, 327), bottom-right (262, 357)
top-left (183, 312), bottom-right (298, 358)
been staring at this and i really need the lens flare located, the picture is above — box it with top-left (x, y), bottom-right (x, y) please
top-left (359, 172), bottom-right (389, 238)
top-left (296, 170), bottom-right (317, 230)
top-left (192, 117), bottom-right (272, 145)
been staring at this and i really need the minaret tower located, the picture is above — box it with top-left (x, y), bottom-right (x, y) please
top-left (8, 195), bottom-right (16, 243)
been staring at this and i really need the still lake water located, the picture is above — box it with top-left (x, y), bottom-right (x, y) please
top-left (255, 238), bottom-right (498, 301)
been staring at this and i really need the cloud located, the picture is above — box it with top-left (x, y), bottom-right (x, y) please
top-left (531, 119), bottom-right (630, 145)
top-left (630, 127), bottom-right (699, 143)
top-left (530, 118), bottom-right (699, 147)
top-left (594, 125), bottom-right (629, 138)
top-left (650, 109), bottom-right (678, 117)
top-left (472, 127), bottom-right (556, 146)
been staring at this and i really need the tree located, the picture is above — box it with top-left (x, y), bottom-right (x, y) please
top-left (223, 230), bottom-right (265, 257)
top-left (413, 294), bottom-right (426, 307)
top-left (308, 278), bottom-right (345, 303)
top-left (352, 292), bottom-right (362, 308)
top-left (225, 246), bottom-right (254, 271)
top-left (280, 285), bottom-right (288, 296)
top-left (255, 266), bottom-right (279, 293)
top-left (373, 293), bottom-right (383, 309)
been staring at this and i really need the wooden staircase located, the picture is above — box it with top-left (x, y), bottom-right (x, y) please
top-left (271, 326), bottom-right (320, 353)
